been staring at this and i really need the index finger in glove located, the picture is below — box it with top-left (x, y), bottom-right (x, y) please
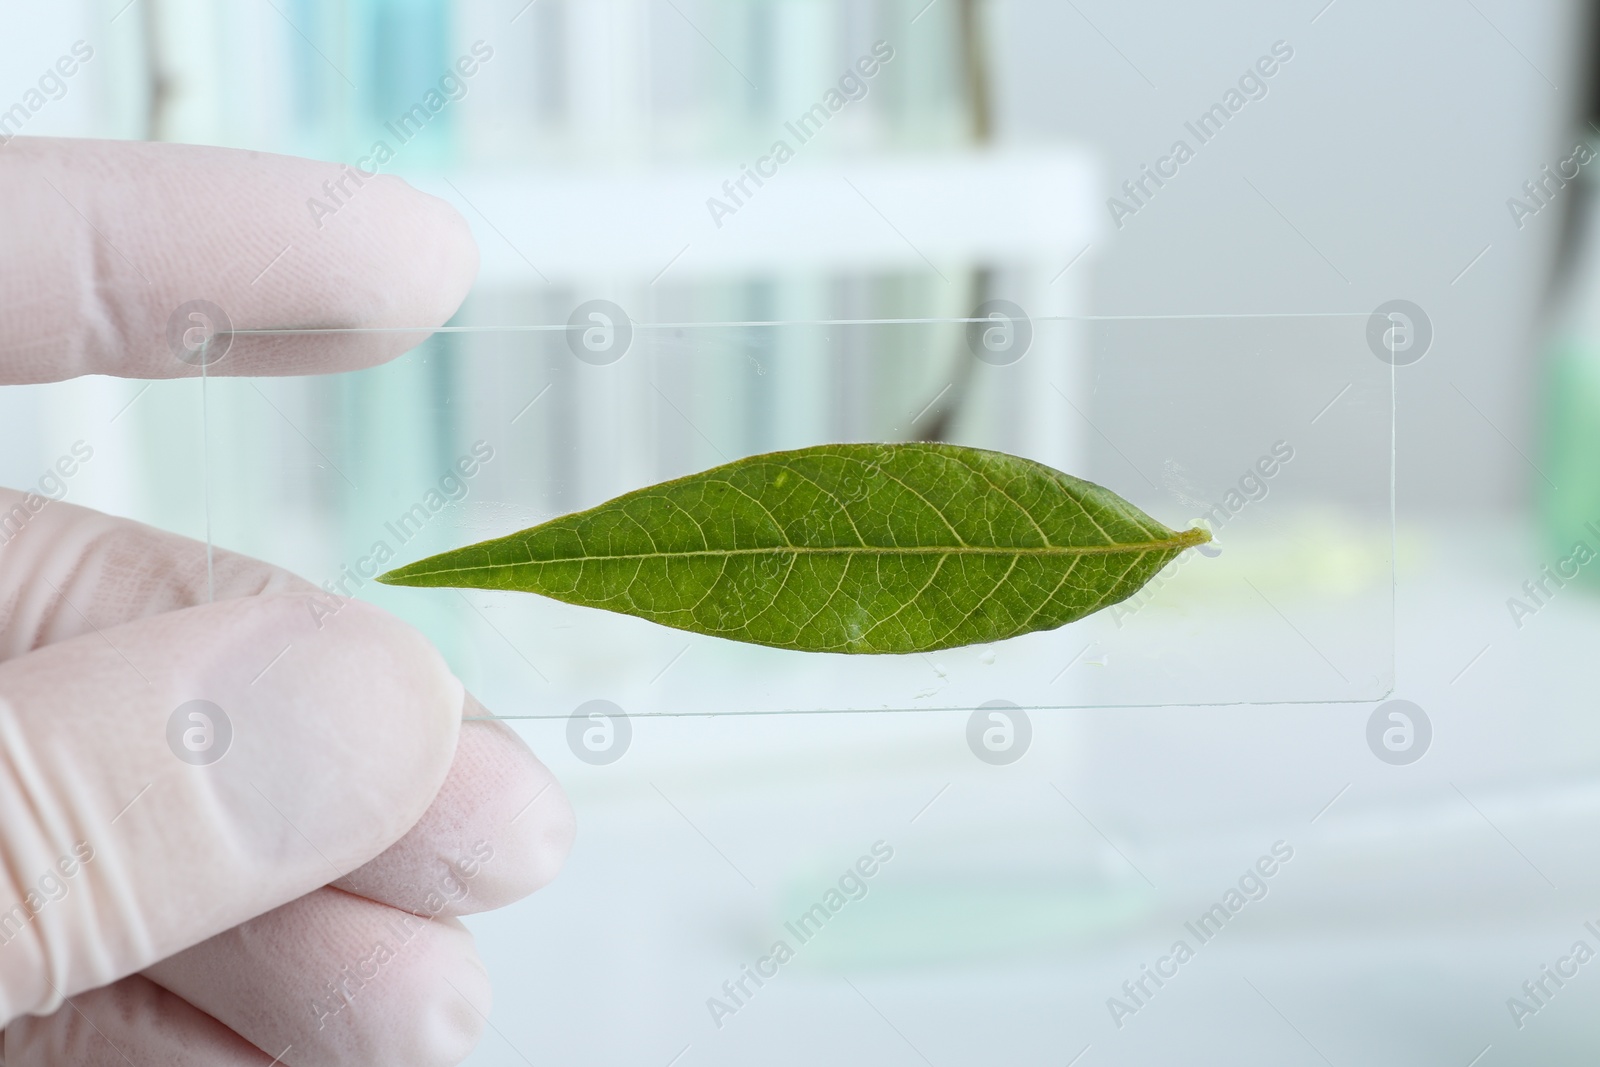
top-left (0, 137), bottom-right (478, 383)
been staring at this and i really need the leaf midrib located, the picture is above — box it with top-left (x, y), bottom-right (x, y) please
top-left (389, 531), bottom-right (1207, 576)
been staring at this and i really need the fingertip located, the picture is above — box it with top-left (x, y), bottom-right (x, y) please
top-left (145, 892), bottom-right (492, 1067)
top-left (334, 697), bottom-right (574, 916)
top-left (313, 595), bottom-right (466, 720)
top-left (180, 592), bottom-right (467, 857)
top-left (2, 975), bottom-right (275, 1066)
top-left (209, 164), bottom-right (482, 376)
top-left (455, 716), bottom-right (577, 903)
top-left (321, 170), bottom-right (479, 334)
top-left (425, 917), bottom-right (493, 1065)
top-left (0, 139), bottom-right (484, 382)
top-left (402, 178), bottom-right (481, 320)
top-left (285, 595), bottom-right (466, 837)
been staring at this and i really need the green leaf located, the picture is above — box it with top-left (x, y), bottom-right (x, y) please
top-left (377, 443), bottom-right (1209, 654)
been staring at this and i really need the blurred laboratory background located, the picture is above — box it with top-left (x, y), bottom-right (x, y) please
top-left (6, 0), bottom-right (1600, 1063)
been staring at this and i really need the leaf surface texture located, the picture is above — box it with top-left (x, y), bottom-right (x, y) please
top-left (378, 443), bottom-right (1208, 653)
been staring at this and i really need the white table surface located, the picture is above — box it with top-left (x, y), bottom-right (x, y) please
top-left (460, 517), bottom-right (1600, 1066)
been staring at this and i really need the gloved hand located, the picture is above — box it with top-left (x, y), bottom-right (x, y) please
top-left (0, 138), bottom-right (575, 1066)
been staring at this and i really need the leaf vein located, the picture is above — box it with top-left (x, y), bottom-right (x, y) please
top-left (859, 552), bottom-right (951, 645)
top-left (930, 553), bottom-right (1021, 648)
top-left (939, 448), bottom-right (1055, 547)
top-left (872, 463), bottom-right (968, 547)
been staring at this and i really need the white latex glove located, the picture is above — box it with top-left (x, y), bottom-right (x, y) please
top-left (0, 138), bottom-right (576, 1066)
